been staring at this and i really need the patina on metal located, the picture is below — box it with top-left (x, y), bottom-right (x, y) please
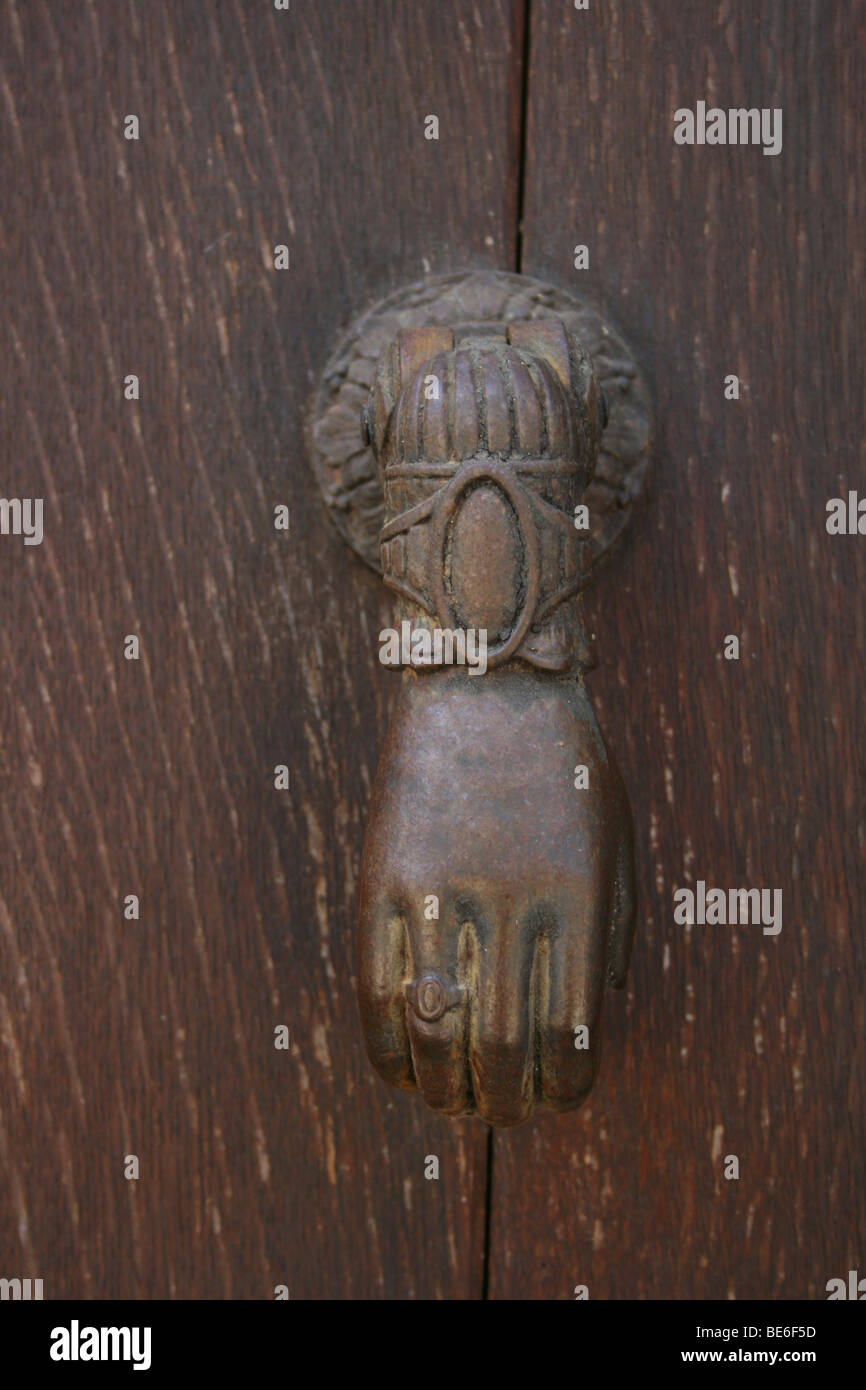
top-left (309, 270), bottom-right (651, 577)
top-left (309, 271), bottom-right (650, 1127)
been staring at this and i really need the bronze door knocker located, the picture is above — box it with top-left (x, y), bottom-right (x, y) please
top-left (310, 270), bottom-right (651, 1126)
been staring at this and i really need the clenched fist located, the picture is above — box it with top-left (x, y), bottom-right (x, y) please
top-left (357, 666), bottom-right (635, 1127)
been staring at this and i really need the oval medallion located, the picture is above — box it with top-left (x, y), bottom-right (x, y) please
top-left (446, 483), bottom-right (524, 639)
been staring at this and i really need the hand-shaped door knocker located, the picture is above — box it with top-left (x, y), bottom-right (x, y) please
top-left (309, 271), bottom-right (651, 1126)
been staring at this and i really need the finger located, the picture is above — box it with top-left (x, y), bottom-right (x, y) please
top-left (405, 903), bottom-right (473, 1117)
top-left (538, 876), bottom-right (611, 1113)
top-left (357, 894), bottom-right (415, 1092)
top-left (467, 895), bottom-right (536, 1127)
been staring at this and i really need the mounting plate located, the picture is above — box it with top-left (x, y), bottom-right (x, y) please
top-left (308, 269), bottom-right (651, 579)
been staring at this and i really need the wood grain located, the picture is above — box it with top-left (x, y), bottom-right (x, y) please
top-left (489, 0), bottom-right (866, 1299)
top-left (0, 0), bottom-right (527, 1299)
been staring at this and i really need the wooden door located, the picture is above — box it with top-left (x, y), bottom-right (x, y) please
top-left (1, 0), bottom-right (862, 1301)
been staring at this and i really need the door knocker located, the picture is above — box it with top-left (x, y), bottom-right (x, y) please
top-left (309, 270), bottom-right (651, 1126)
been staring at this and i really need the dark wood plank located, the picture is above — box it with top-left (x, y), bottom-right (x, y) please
top-left (490, 0), bottom-right (866, 1299)
top-left (0, 0), bottom-right (526, 1299)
